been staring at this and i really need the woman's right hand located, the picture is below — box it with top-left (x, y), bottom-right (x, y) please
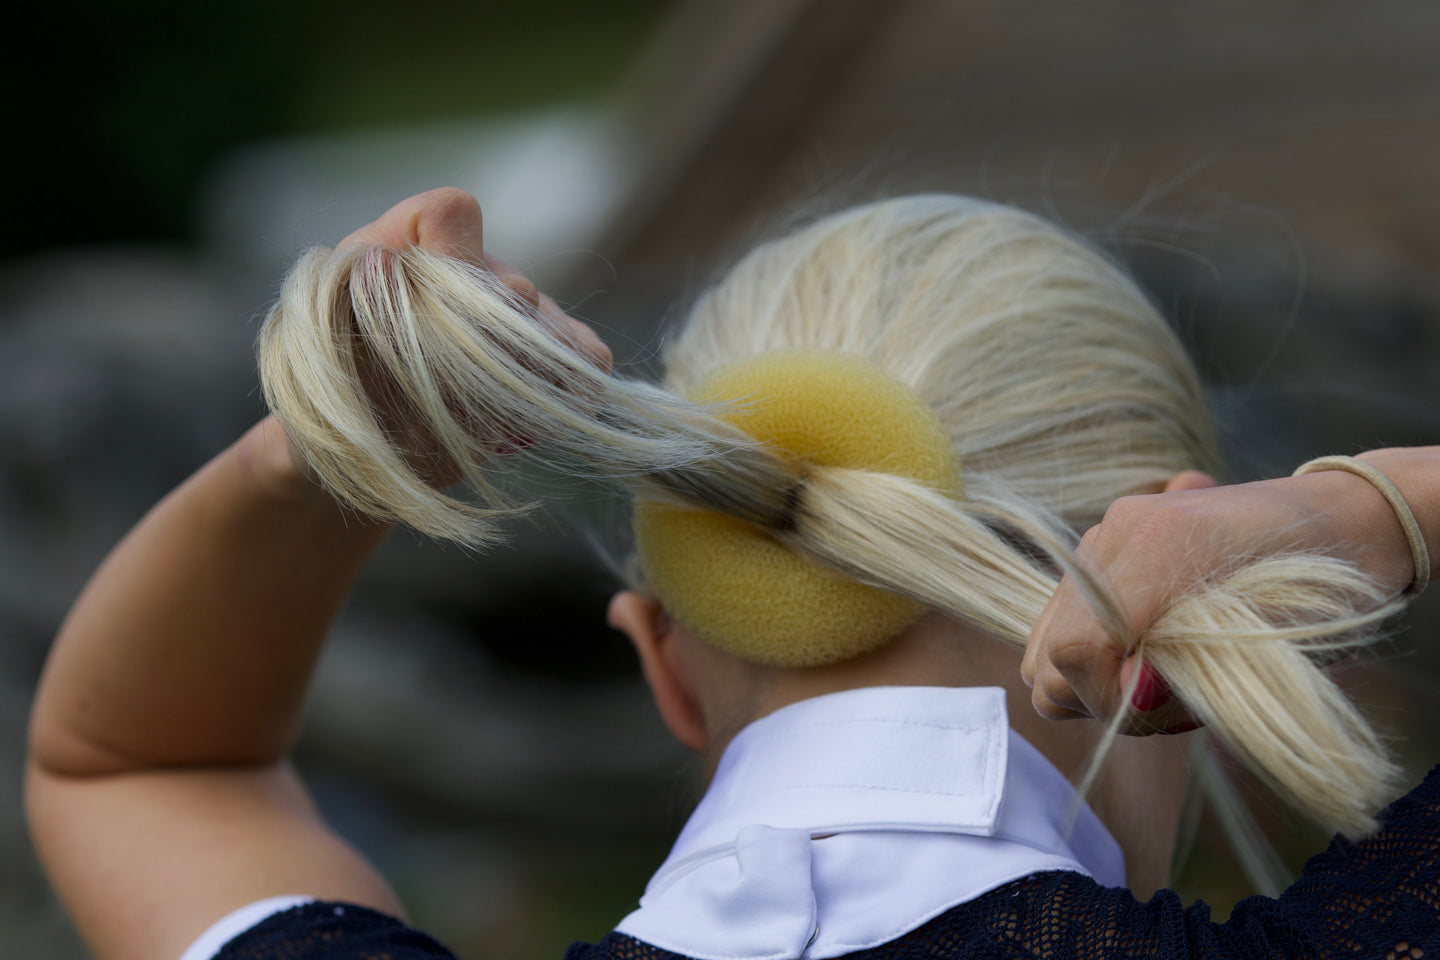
top-left (1020, 450), bottom-right (1437, 734)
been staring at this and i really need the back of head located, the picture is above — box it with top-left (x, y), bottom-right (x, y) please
top-left (665, 195), bottom-right (1225, 528)
top-left (259, 192), bottom-right (1401, 840)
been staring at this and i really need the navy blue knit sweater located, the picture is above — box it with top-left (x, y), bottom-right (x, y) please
top-left (215, 764), bottom-right (1440, 960)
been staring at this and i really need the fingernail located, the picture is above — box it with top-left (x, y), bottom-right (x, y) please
top-left (1160, 719), bottom-right (1204, 736)
top-left (1129, 663), bottom-right (1172, 713)
top-left (494, 434), bottom-right (534, 456)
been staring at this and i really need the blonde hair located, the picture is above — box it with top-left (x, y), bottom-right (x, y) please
top-left (259, 195), bottom-right (1403, 841)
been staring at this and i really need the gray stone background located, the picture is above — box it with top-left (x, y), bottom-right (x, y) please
top-left (3, 1), bottom-right (1440, 957)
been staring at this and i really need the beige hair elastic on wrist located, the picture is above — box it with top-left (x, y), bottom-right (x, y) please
top-left (1293, 455), bottom-right (1430, 599)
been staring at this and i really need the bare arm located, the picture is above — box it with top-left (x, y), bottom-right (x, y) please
top-left (26, 415), bottom-right (401, 960)
top-left (30, 417), bottom-right (388, 778)
top-left (25, 188), bottom-right (611, 960)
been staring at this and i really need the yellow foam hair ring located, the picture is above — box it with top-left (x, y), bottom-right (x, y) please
top-left (634, 350), bottom-right (961, 668)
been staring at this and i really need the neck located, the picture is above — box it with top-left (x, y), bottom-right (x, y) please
top-left (692, 613), bottom-right (1191, 898)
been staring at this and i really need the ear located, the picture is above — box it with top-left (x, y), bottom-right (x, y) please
top-left (1164, 470), bottom-right (1219, 493)
top-left (608, 591), bottom-right (708, 752)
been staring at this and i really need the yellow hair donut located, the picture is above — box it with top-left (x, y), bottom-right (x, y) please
top-left (634, 350), bottom-right (961, 667)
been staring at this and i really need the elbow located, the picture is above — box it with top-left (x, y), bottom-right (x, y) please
top-left (27, 679), bottom-right (140, 781)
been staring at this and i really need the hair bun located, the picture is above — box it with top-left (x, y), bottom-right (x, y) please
top-left (635, 350), bottom-right (959, 667)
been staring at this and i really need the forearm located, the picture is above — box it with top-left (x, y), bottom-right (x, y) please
top-left (29, 416), bottom-right (392, 778)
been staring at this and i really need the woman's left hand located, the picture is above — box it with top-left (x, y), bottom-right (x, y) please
top-left (338, 187), bottom-right (611, 371)
top-left (288, 188), bottom-right (613, 490)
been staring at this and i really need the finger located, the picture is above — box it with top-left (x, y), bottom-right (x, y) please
top-left (1026, 520), bottom-right (1105, 667)
top-left (1029, 614), bottom-right (1095, 719)
top-left (481, 255), bottom-right (613, 374)
top-left (1046, 617), bottom-right (1126, 721)
top-left (1036, 642), bottom-right (1201, 732)
top-left (1029, 662), bottom-right (1092, 721)
top-left (340, 188), bottom-right (487, 266)
top-left (1032, 528), bottom-right (1132, 721)
top-left (1020, 578), bottom-right (1057, 689)
top-left (1046, 497), bottom-right (1221, 719)
top-left (1034, 701), bottom-right (1091, 723)
top-left (483, 254), bottom-right (542, 308)
top-left (539, 294), bottom-right (613, 373)
top-left (1024, 528), bottom-right (1109, 717)
top-left (413, 189), bottom-right (486, 263)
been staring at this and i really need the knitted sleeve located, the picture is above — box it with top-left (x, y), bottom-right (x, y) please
top-left (212, 901), bottom-right (460, 959)
top-left (569, 764), bottom-right (1440, 960)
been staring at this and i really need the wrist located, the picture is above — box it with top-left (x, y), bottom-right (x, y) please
top-left (239, 417), bottom-right (338, 508)
top-left (1283, 467), bottom-right (1415, 596)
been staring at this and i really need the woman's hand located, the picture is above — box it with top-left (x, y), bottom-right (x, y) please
top-left (279, 188), bottom-right (613, 489)
top-left (336, 187), bottom-right (611, 370)
top-left (1021, 453), bottom-right (1436, 734)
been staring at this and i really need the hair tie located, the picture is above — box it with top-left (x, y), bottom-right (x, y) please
top-left (1293, 455), bottom-right (1429, 599)
top-left (635, 350), bottom-right (961, 667)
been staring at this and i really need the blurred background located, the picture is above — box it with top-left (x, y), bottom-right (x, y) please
top-left (3, 0), bottom-right (1440, 956)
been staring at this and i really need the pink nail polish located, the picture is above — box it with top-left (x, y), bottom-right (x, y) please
top-left (1129, 663), bottom-right (1172, 713)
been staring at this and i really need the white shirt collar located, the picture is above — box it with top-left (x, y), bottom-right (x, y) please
top-left (617, 686), bottom-right (1125, 960)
